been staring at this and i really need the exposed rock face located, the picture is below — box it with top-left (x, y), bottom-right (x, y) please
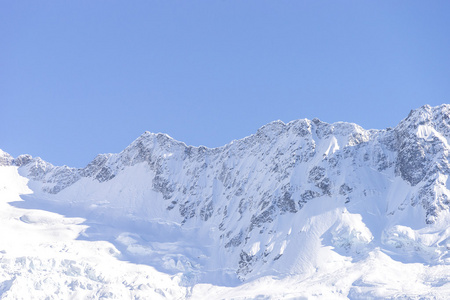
top-left (0, 150), bottom-right (13, 166)
top-left (3, 104), bottom-right (450, 282)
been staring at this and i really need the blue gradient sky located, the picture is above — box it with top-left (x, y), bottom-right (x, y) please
top-left (2, 1), bottom-right (450, 167)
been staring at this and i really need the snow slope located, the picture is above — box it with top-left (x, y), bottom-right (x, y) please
top-left (1, 104), bottom-right (450, 299)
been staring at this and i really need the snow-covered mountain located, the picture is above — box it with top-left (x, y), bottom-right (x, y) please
top-left (1, 104), bottom-right (450, 299)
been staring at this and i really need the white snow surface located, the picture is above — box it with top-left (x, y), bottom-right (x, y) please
top-left (1, 104), bottom-right (450, 299)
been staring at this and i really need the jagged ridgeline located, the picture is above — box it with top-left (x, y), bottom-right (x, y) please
top-left (2, 104), bottom-right (450, 283)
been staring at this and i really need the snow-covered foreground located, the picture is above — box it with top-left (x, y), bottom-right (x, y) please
top-left (0, 166), bottom-right (186, 299)
top-left (1, 165), bottom-right (450, 299)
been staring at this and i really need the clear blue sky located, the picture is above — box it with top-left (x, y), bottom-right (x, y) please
top-left (2, 1), bottom-right (450, 167)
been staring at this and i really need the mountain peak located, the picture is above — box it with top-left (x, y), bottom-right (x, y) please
top-left (0, 149), bottom-right (13, 166)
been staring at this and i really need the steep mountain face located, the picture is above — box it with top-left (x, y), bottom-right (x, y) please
top-left (1, 105), bottom-right (450, 297)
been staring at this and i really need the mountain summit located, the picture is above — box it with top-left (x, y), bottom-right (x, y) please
top-left (1, 104), bottom-right (450, 298)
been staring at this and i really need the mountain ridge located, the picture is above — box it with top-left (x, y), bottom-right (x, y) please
top-left (0, 105), bottom-right (450, 299)
top-left (1, 104), bottom-right (450, 297)
top-left (3, 103), bottom-right (448, 169)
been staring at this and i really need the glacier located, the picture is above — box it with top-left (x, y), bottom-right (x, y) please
top-left (1, 104), bottom-right (450, 299)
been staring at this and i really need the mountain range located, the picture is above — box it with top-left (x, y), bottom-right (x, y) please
top-left (1, 104), bottom-right (450, 299)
